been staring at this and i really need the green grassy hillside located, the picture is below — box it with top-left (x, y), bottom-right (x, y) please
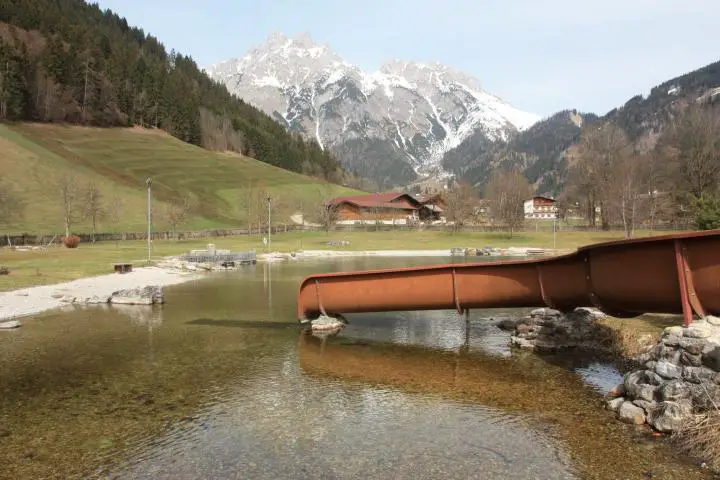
top-left (1, 124), bottom-right (363, 234)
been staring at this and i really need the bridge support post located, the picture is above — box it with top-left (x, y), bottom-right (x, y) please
top-left (674, 240), bottom-right (705, 326)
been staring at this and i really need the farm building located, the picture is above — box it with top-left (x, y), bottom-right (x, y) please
top-left (327, 193), bottom-right (443, 224)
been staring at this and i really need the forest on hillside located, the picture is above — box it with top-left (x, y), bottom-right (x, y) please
top-left (0, 0), bottom-right (343, 180)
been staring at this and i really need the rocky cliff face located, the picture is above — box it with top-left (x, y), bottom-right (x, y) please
top-left (205, 32), bottom-right (539, 188)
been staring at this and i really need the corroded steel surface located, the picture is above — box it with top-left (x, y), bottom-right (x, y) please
top-left (296, 230), bottom-right (720, 323)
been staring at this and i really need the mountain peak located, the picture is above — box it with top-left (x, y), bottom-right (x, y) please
top-left (260, 31), bottom-right (330, 58)
top-left (207, 33), bottom-right (540, 187)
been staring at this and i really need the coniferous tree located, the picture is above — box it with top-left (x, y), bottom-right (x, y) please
top-left (0, 0), bottom-right (343, 179)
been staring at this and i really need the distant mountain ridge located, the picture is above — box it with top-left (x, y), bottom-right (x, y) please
top-left (205, 32), bottom-right (540, 188)
top-left (443, 58), bottom-right (720, 196)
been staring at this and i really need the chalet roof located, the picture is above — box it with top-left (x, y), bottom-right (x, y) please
top-left (327, 193), bottom-right (423, 210)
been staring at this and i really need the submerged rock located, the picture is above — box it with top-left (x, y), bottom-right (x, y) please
top-left (310, 315), bottom-right (346, 332)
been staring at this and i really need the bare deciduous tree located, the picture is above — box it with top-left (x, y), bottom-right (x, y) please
top-left (485, 171), bottom-right (533, 237)
top-left (107, 189), bottom-right (126, 225)
top-left (658, 105), bottom-right (720, 204)
top-left (165, 194), bottom-right (195, 238)
top-left (572, 122), bottom-right (635, 230)
top-left (443, 180), bottom-right (477, 233)
top-left (82, 181), bottom-right (104, 243)
top-left (58, 173), bottom-right (79, 238)
top-left (310, 185), bottom-right (338, 232)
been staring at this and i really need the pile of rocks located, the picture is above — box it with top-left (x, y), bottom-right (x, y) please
top-left (157, 258), bottom-right (243, 271)
top-left (606, 317), bottom-right (720, 432)
top-left (509, 307), bottom-right (607, 352)
top-left (58, 285), bottom-right (165, 306)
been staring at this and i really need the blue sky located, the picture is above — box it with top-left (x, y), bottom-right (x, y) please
top-left (95, 0), bottom-right (720, 117)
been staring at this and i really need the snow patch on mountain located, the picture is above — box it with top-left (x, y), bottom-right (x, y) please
top-left (204, 32), bottom-right (540, 184)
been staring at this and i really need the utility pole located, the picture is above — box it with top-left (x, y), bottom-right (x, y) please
top-left (146, 177), bottom-right (153, 262)
top-left (267, 195), bottom-right (272, 251)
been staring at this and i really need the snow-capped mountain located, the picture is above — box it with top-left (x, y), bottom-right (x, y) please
top-left (205, 32), bottom-right (540, 188)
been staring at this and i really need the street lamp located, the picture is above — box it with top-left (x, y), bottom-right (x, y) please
top-left (267, 195), bottom-right (272, 252)
top-left (146, 177), bottom-right (153, 262)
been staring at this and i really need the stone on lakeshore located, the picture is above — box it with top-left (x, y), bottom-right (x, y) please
top-left (74, 295), bottom-right (111, 305)
top-left (682, 366), bottom-right (716, 384)
top-left (516, 323), bottom-right (533, 334)
top-left (679, 338), bottom-right (706, 355)
top-left (702, 346), bottom-right (720, 371)
top-left (59, 295), bottom-right (76, 304)
top-left (664, 326), bottom-right (684, 336)
top-left (648, 401), bottom-right (692, 433)
top-left (0, 320), bottom-right (21, 330)
top-left (655, 361), bottom-right (682, 380)
top-left (530, 308), bottom-right (562, 318)
top-left (653, 344), bottom-right (678, 361)
top-left (624, 371), bottom-right (659, 402)
top-left (685, 325), bottom-right (712, 339)
top-left (608, 383), bottom-right (625, 398)
top-left (496, 318), bottom-right (518, 330)
top-left (659, 380), bottom-right (691, 402)
top-left (618, 401), bottom-right (646, 425)
top-left (706, 315), bottom-right (720, 327)
top-left (110, 286), bottom-right (164, 305)
top-left (645, 361), bottom-right (657, 371)
top-left (511, 336), bottom-right (535, 350)
top-left (632, 399), bottom-right (657, 414)
top-left (663, 335), bottom-right (682, 347)
top-left (680, 350), bottom-right (703, 367)
top-left (606, 397), bottom-right (625, 412)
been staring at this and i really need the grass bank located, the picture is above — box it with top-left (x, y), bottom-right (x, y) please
top-left (1, 229), bottom-right (679, 291)
top-left (0, 123), bottom-right (361, 234)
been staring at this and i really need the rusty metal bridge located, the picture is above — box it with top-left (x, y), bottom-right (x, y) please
top-left (297, 230), bottom-right (720, 326)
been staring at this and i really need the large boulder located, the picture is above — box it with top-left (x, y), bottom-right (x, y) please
top-left (109, 286), bottom-right (164, 305)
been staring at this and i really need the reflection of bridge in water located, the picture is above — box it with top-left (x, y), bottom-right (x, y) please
top-left (298, 230), bottom-right (720, 325)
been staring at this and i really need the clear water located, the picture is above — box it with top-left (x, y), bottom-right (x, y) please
top-left (0, 257), bottom-right (709, 479)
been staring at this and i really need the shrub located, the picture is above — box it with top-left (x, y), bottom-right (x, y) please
top-left (694, 196), bottom-right (720, 230)
top-left (63, 235), bottom-right (81, 248)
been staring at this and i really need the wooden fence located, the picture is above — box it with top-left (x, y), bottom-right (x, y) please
top-left (0, 222), bottom-right (690, 247)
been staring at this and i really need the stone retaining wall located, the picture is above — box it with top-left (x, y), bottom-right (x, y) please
top-left (509, 307), bottom-right (607, 352)
top-left (508, 309), bottom-right (720, 434)
top-left (606, 318), bottom-right (720, 432)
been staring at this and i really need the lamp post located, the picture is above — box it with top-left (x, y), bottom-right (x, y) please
top-left (267, 195), bottom-right (272, 252)
top-left (146, 177), bottom-right (152, 262)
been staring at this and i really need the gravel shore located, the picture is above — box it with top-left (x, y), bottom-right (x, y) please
top-left (0, 267), bottom-right (199, 322)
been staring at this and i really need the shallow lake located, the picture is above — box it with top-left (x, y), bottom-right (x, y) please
top-left (0, 257), bottom-right (712, 479)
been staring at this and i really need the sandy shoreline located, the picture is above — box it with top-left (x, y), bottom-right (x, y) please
top-left (0, 267), bottom-right (199, 322)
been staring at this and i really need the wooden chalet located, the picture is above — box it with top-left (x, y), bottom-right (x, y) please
top-left (327, 193), bottom-right (443, 223)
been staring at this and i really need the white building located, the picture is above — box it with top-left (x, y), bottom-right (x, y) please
top-left (524, 196), bottom-right (557, 219)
